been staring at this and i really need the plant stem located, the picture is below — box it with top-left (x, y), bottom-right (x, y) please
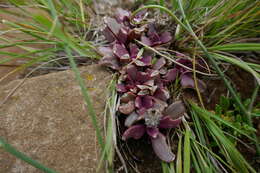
top-left (0, 138), bottom-right (56, 173)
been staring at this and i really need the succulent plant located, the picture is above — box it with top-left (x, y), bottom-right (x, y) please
top-left (98, 8), bottom-right (206, 162)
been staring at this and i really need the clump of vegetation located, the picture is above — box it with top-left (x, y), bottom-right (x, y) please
top-left (98, 8), bottom-right (208, 162)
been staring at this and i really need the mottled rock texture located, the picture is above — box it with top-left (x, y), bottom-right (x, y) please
top-left (0, 65), bottom-right (111, 173)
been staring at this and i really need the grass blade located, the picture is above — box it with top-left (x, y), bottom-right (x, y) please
top-left (0, 138), bottom-right (56, 173)
top-left (183, 129), bottom-right (191, 173)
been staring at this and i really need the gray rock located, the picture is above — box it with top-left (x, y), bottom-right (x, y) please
top-left (0, 65), bottom-right (112, 173)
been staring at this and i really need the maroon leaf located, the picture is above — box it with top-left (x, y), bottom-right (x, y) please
top-left (102, 26), bottom-right (116, 42)
top-left (153, 87), bottom-right (170, 102)
top-left (164, 68), bottom-right (178, 82)
top-left (163, 101), bottom-right (186, 119)
top-left (99, 55), bottom-right (120, 70)
top-left (135, 95), bottom-right (154, 109)
top-left (117, 27), bottom-right (129, 44)
top-left (124, 111), bottom-right (140, 127)
top-left (153, 58), bottom-right (166, 70)
top-left (113, 44), bottom-right (130, 60)
top-left (122, 124), bottom-right (146, 140)
top-left (181, 73), bottom-right (206, 92)
top-left (116, 84), bottom-right (127, 93)
top-left (160, 32), bottom-right (172, 44)
top-left (120, 92), bottom-right (136, 103)
top-left (146, 127), bottom-right (159, 138)
top-left (126, 64), bottom-right (138, 81)
top-left (141, 36), bottom-right (152, 46)
top-left (119, 100), bottom-right (135, 115)
top-left (103, 17), bottom-right (122, 42)
top-left (159, 116), bottom-right (182, 129)
top-left (151, 133), bottom-right (175, 162)
top-left (129, 43), bottom-right (139, 59)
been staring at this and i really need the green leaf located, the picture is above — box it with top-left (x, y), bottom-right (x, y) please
top-left (183, 129), bottom-right (191, 173)
top-left (209, 43), bottom-right (260, 51)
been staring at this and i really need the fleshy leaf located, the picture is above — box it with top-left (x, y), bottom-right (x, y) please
top-left (120, 92), bottom-right (136, 103)
top-left (146, 127), bottom-right (159, 138)
top-left (153, 58), bottom-right (166, 70)
top-left (181, 73), bottom-right (206, 92)
top-left (151, 133), bottom-right (175, 162)
top-left (159, 116), bottom-right (182, 129)
top-left (117, 27), bottom-right (129, 44)
top-left (126, 64), bottom-right (138, 81)
top-left (135, 95), bottom-right (154, 109)
top-left (113, 44), bottom-right (130, 60)
top-left (153, 87), bottom-right (170, 101)
top-left (163, 101), bottom-right (186, 119)
top-left (99, 55), bottom-right (120, 70)
top-left (164, 68), bottom-right (178, 82)
top-left (129, 43), bottom-right (139, 59)
top-left (103, 17), bottom-right (122, 42)
top-left (141, 36), bottom-right (152, 46)
top-left (122, 124), bottom-right (146, 140)
top-left (119, 100), bottom-right (135, 115)
top-left (160, 32), bottom-right (172, 44)
top-left (124, 111), bottom-right (140, 127)
top-left (116, 84), bottom-right (127, 93)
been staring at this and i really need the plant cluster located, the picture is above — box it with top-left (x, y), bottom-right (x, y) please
top-left (98, 8), bottom-right (206, 162)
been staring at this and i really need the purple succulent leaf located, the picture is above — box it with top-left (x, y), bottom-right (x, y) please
top-left (144, 79), bottom-right (154, 87)
top-left (141, 54), bottom-right (152, 65)
top-left (163, 68), bottom-right (178, 82)
top-left (103, 17), bottom-right (122, 42)
top-left (99, 55), bottom-right (120, 70)
top-left (153, 87), bottom-right (170, 102)
top-left (136, 71), bottom-right (151, 83)
top-left (102, 26), bottom-right (116, 42)
top-left (142, 95), bottom-right (154, 109)
top-left (119, 100), bottom-right (135, 115)
top-left (122, 124), bottom-right (146, 140)
top-left (153, 58), bottom-right (166, 70)
top-left (116, 84), bottom-right (127, 93)
top-left (137, 89), bottom-right (150, 96)
top-left (120, 92), bottom-right (136, 103)
top-left (180, 73), bottom-right (206, 92)
top-left (129, 43), bottom-right (139, 59)
top-left (117, 27), bottom-right (129, 44)
top-left (146, 127), bottom-right (159, 138)
top-left (137, 107), bottom-right (147, 115)
top-left (98, 47), bottom-right (120, 70)
top-left (124, 111), bottom-right (140, 127)
top-left (153, 98), bottom-right (168, 112)
top-left (115, 8), bottom-right (131, 23)
top-left (113, 44), bottom-right (130, 60)
top-left (141, 36), bottom-right (152, 46)
top-left (151, 133), bottom-right (175, 162)
top-left (126, 64), bottom-right (138, 81)
top-left (135, 95), bottom-right (154, 109)
top-left (159, 116), bottom-right (182, 129)
top-left (163, 101), bottom-right (186, 120)
top-left (160, 32), bottom-right (172, 44)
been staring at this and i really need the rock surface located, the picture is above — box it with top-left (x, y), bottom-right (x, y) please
top-left (0, 65), bottom-right (111, 173)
